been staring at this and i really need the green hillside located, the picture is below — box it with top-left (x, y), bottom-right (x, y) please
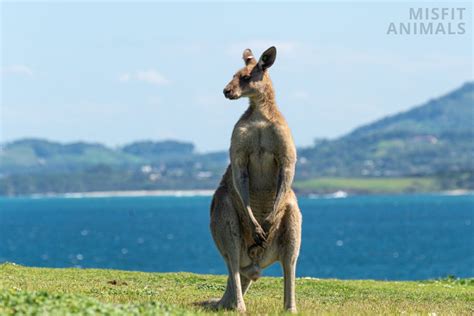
top-left (293, 177), bottom-right (440, 194)
top-left (0, 82), bottom-right (472, 196)
top-left (0, 139), bottom-right (141, 174)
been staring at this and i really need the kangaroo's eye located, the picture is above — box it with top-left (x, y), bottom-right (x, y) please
top-left (242, 75), bottom-right (251, 81)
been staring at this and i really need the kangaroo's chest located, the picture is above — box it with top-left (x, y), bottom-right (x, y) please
top-left (234, 120), bottom-right (279, 215)
top-left (235, 120), bottom-right (277, 154)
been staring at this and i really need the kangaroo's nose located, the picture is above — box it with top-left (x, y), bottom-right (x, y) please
top-left (223, 88), bottom-right (232, 97)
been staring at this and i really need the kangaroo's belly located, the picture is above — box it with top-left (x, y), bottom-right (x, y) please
top-left (248, 150), bottom-right (278, 221)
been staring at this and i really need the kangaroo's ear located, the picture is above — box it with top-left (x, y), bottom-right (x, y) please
top-left (257, 46), bottom-right (277, 71)
top-left (242, 48), bottom-right (256, 65)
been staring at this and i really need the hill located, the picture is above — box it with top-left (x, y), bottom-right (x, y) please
top-left (0, 82), bottom-right (472, 195)
top-left (1, 264), bottom-right (473, 315)
top-left (0, 139), bottom-right (227, 195)
top-left (298, 82), bottom-right (473, 178)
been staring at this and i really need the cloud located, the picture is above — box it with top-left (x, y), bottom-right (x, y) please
top-left (118, 69), bottom-right (170, 86)
top-left (1, 64), bottom-right (33, 77)
top-left (118, 73), bottom-right (131, 82)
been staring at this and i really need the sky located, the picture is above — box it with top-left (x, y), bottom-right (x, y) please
top-left (1, 1), bottom-right (472, 152)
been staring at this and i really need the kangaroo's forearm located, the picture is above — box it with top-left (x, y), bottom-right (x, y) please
top-left (232, 164), bottom-right (260, 227)
top-left (270, 163), bottom-right (295, 221)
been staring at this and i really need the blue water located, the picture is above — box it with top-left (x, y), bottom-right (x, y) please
top-left (0, 194), bottom-right (473, 280)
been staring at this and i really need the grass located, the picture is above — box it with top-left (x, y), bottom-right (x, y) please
top-left (1, 264), bottom-right (473, 315)
top-left (294, 177), bottom-right (439, 194)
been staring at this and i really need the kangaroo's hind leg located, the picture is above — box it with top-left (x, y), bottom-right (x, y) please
top-left (279, 196), bottom-right (302, 313)
top-left (210, 187), bottom-right (247, 312)
top-left (217, 274), bottom-right (252, 309)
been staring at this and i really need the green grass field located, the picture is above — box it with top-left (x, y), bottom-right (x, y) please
top-left (1, 263), bottom-right (473, 315)
top-left (294, 177), bottom-right (439, 194)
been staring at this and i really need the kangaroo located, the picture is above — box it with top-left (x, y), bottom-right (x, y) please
top-left (210, 46), bottom-right (302, 313)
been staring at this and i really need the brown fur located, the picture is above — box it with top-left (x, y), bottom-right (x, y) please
top-left (209, 47), bottom-right (302, 313)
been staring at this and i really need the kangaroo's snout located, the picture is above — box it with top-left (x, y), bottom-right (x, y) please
top-left (223, 85), bottom-right (239, 100)
top-left (223, 87), bottom-right (232, 98)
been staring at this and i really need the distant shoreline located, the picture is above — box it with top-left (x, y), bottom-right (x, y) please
top-left (27, 190), bottom-right (216, 199)
top-left (2, 188), bottom-right (471, 199)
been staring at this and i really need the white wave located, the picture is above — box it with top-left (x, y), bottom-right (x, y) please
top-left (308, 190), bottom-right (349, 199)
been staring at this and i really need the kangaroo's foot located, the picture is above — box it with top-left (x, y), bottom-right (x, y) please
top-left (217, 297), bottom-right (246, 313)
top-left (286, 306), bottom-right (298, 314)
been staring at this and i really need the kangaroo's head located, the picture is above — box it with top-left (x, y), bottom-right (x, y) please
top-left (223, 46), bottom-right (277, 100)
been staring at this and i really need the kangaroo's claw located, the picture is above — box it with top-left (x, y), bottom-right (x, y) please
top-left (252, 225), bottom-right (267, 247)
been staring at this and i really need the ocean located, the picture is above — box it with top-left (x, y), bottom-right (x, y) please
top-left (0, 194), bottom-right (473, 280)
